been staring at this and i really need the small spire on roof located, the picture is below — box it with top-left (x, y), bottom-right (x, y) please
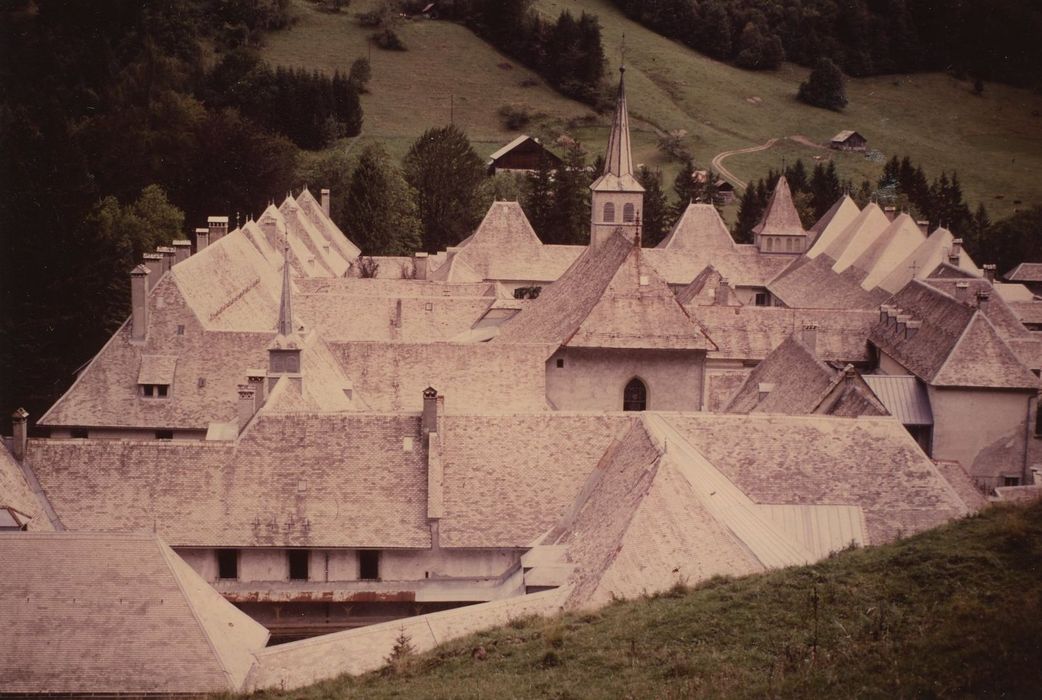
top-left (277, 240), bottom-right (294, 337)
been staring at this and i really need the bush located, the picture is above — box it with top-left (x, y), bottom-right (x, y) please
top-left (498, 104), bottom-right (532, 131)
top-left (797, 58), bottom-right (848, 111)
top-left (373, 28), bottom-right (406, 51)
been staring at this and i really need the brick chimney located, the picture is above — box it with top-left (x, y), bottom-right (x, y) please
top-left (195, 227), bottom-right (210, 252)
top-left (11, 408), bottom-right (28, 461)
top-left (130, 264), bottom-right (150, 342)
top-left (208, 216), bottom-right (229, 242)
top-left (142, 253), bottom-right (164, 292)
top-left (949, 238), bottom-right (963, 265)
top-left (414, 252), bottom-right (429, 281)
top-left (320, 188), bottom-right (331, 217)
top-left (172, 239), bottom-right (192, 265)
top-left (801, 323), bottom-right (818, 354)
top-left (157, 246), bottom-right (176, 274)
top-left (237, 384), bottom-right (257, 432)
top-left (422, 387), bottom-right (440, 436)
top-left (982, 264), bottom-right (996, 283)
top-left (246, 369), bottom-right (267, 414)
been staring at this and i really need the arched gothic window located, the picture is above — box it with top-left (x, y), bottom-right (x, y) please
top-left (623, 377), bottom-right (647, 412)
top-left (623, 203), bottom-right (635, 223)
top-left (764, 237), bottom-right (774, 252)
top-left (603, 202), bottom-right (616, 223)
top-left (785, 237), bottom-right (794, 252)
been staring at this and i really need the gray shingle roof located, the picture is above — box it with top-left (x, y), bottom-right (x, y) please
top-left (1005, 262), bottom-right (1042, 282)
top-left (752, 177), bottom-right (806, 238)
top-left (0, 532), bottom-right (268, 694)
top-left (656, 203), bottom-right (736, 252)
top-left (768, 254), bottom-right (891, 309)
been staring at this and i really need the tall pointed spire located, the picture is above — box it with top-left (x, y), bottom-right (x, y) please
top-left (601, 65), bottom-right (634, 179)
top-left (277, 240), bottom-right (293, 337)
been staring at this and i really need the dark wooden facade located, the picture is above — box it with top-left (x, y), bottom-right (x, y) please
top-left (488, 136), bottom-right (563, 174)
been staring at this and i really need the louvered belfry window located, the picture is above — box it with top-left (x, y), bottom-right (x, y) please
top-left (623, 378), bottom-right (647, 411)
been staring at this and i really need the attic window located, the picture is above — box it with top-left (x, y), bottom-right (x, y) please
top-left (217, 549), bottom-right (239, 580)
top-left (425, 302), bottom-right (433, 311)
top-left (155, 430), bottom-right (173, 440)
top-left (288, 550), bottom-right (309, 581)
top-left (1003, 476), bottom-right (1021, 487)
top-left (754, 293), bottom-right (769, 307)
top-left (141, 384), bottom-right (170, 398)
top-left (623, 203), bottom-right (635, 223)
top-left (138, 355), bottom-right (177, 397)
top-left (603, 202), bottom-right (616, 223)
top-left (623, 378), bottom-right (647, 411)
top-left (70, 428), bottom-right (88, 439)
top-left (176, 324), bottom-right (185, 336)
top-left (556, 358), bottom-right (564, 368)
top-left (359, 550), bottom-right (380, 581)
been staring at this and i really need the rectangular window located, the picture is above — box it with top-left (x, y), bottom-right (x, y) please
top-left (70, 428), bottom-right (88, 439)
top-left (1003, 476), bottom-right (1021, 487)
top-left (176, 324), bottom-right (185, 335)
top-left (141, 384), bottom-right (170, 398)
top-left (288, 550), bottom-right (309, 581)
top-left (359, 550), bottom-right (380, 581)
top-left (754, 292), bottom-right (769, 307)
top-left (217, 549), bottom-right (239, 580)
top-left (556, 358), bottom-right (564, 368)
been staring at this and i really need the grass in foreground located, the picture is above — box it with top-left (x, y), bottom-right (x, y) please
top-left (240, 501), bottom-right (1042, 699)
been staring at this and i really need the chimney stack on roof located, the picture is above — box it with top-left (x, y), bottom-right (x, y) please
top-left (208, 216), bottom-right (229, 243)
top-left (157, 246), bottom-right (176, 274)
top-left (237, 384), bottom-right (257, 432)
top-left (130, 264), bottom-right (150, 342)
top-left (983, 264), bottom-right (996, 283)
top-left (11, 408), bottom-right (28, 461)
top-left (421, 387), bottom-right (441, 437)
top-left (949, 238), bottom-right (963, 265)
top-left (246, 369), bottom-right (267, 415)
top-left (896, 314), bottom-right (910, 335)
top-left (194, 227), bottom-right (210, 252)
top-left (975, 288), bottom-right (991, 308)
top-left (801, 323), bottom-right (818, 354)
top-left (883, 206), bottom-right (897, 222)
top-left (414, 252), bottom-right (429, 281)
top-left (905, 319), bottom-right (922, 339)
top-left (172, 240), bottom-right (191, 265)
top-left (142, 253), bottom-right (164, 292)
top-left (320, 188), bottom-right (331, 217)
top-left (757, 382), bottom-right (774, 402)
top-left (916, 220), bottom-right (929, 235)
top-left (879, 304), bottom-right (893, 324)
top-left (715, 278), bottom-right (731, 306)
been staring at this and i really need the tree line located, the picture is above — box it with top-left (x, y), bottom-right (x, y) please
top-left (609, 0), bottom-right (1042, 88)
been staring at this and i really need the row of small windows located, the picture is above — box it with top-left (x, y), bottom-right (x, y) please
top-left (602, 202), bottom-right (636, 224)
top-left (762, 236), bottom-right (802, 253)
top-left (215, 548), bottom-right (381, 581)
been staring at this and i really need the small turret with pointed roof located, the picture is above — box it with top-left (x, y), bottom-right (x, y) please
top-left (590, 66), bottom-right (644, 249)
top-left (268, 241), bottom-right (301, 379)
top-left (752, 176), bottom-right (807, 254)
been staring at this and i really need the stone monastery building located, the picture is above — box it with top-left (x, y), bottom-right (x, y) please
top-left (2, 69), bottom-right (1040, 694)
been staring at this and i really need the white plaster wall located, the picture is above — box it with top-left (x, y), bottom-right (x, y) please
top-left (545, 348), bottom-right (704, 412)
top-left (380, 549), bottom-right (518, 580)
top-left (176, 548), bottom-right (218, 581)
top-left (928, 386), bottom-right (1032, 482)
top-left (240, 549), bottom-right (288, 581)
top-left (877, 350), bottom-right (909, 376)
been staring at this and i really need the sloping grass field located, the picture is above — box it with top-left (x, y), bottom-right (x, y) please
top-left (239, 501), bottom-right (1042, 699)
top-left (263, 0), bottom-right (1042, 220)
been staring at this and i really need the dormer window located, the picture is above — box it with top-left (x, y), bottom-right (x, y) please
top-left (603, 202), bottom-right (616, 223)
top-left (138, 355), bottom-right (177, 399)
top-left (141, 384), bottom-right (169, 398)
top-left (623, 203), bottom-right (635, 223)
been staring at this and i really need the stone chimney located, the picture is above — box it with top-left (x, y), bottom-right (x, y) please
top-left (422, 387), bottom-right (440, 436)
top-left (237, 384), bottom-right (257, 431)
top-left (142, 253), bottom-right (164, 291)
top-left (883, 206), bottom-right (897, 222)
top-left (246, 369), bottom-right (267, 414)
top-left (905, 319), bottom-right (922, 339)
top-left (195, 227), bottom-right (210, 252)
top-left (320, 188), bottom-right (331, 217)
top-left (954, 281), bottom-right (969, 301)
top-left (157, 246), bottom-right (176, 274)
top-left (885, 306), bottom-right (901, 326)
top-left (916, 220), bottom-right (929, 235)
top-left (879, 304), bottom-right (893, 324)
top-left (715, 278), bottom-right (731, 306)
top-left (172, 239), bottom-right (192, 265)
top-left (11, 408), bottom-right (28, 461)
top-left (896, 314), bottom-right (910, 335)
top-left (208, 216), bottom-right (229, 242)
top-left (131, 264), bottom-right (150, 342)
top-left (949, 238), bottom-right (963, 265)
top-left (976, 288), bottom-right (991, 309)
top-left (983, 264), bottom-right (996, 283)
top-left (757, 382), bottom-right (774, 402)
top-left (801, 323), bottom-right (818, 354)
top-left (414, 252), bottom-right (429, 281)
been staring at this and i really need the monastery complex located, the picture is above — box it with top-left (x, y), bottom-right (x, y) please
top-left (2, 70), bottom-right (1041, 695)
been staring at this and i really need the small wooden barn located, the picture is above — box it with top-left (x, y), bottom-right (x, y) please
top-left (487, 135), bottom-right (562, 175)
top-left (830, 130), bottom-right (868, 152)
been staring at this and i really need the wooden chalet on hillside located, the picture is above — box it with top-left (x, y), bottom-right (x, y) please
top-left (487, 135), bottom-right (562, 175)
top-left (830, 130), bottom-right (868, 152)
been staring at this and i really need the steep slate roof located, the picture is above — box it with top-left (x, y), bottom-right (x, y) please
top-left (279, 195), bottom-right (351, 277)
top-left (767, 254), bottom-right (891, 309)
top-left (656, 203), bottom-right (736, 251)
top-left (696, 306), bottom-right (876, 362)
top-left (752, 176), bottom-right (806, 237)
top-left (807, 195), bottom-right (860, 256)
top-left (852, 213), bottom-right (926, 290)
top-left (430, 252), bottom-right (484, 283)
top-left (494, 232), bottom-right (710, 350)
top-left (590, 68), bottom-right (643, 194)
top-left (0, 445), bottom-right (53, 531)
top-left (0, 532), bottom-right (268, 694)
top-left (869, 280), bottom-right (1038, 389)
top-left (877, 226), bottom-right (980, 295)
top-left (725, 334), bottom-right (887, 416)
top-left (296, 186), bottom-right (361, 260)
top-left (675, 265), bottom-right (741, 306)
top-left (824, 203), bottom-right (891, 272)
top-left (1005, 262), bottom-right (1042, 282)
top-left (644, 245), bottom-right (794, 289)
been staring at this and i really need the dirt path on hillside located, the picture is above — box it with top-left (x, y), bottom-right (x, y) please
top-left (711, 138), bottom-right (778, 190)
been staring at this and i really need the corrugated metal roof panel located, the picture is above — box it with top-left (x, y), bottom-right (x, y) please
top-left (863, 375), bottom-right (933, 425)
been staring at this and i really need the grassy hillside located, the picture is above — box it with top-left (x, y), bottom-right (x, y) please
top-left (263, 0), bottom-right (1042, 221)
top-left (242, 501), bottom-right (1042, 699)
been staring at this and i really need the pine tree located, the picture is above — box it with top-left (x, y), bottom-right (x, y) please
top-left (548, 143), bottom-right (590, 245)
top-left (809, 161), bottom-right (842, 219)
top-left (671, 159), bottom-right (696, 221)
top-left (636, 166), bottom-right (669, 247)
top-left (733, 182), bottom-right (766, 244)
top-left (522, 154), bottom-right (556, 242)
top-left (345, 145), bottom-right (422, 256)
top-left (797, 57), bottom-right (847, 111)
